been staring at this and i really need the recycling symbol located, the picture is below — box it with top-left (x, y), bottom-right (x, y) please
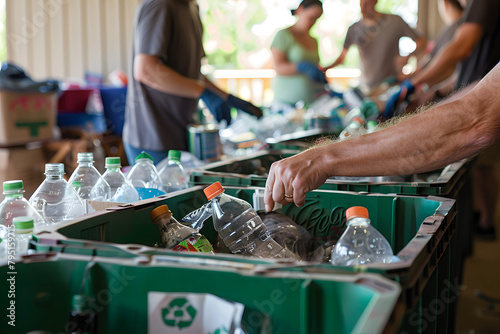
top-left (162, 297), bottom-right (197, 329)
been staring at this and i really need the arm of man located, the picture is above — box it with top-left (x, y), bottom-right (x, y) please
top-left (134, 53), bottom-right (205, 98)
top-left (323, 48), bottom-right (348, 71)
top-left (412, 22), bottom-right (483, 87)
top-left (264, 63), bottom-right (500, 211)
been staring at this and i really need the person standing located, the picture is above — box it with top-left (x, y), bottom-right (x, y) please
top-left (123, 0), bottom-right (262, 164)
top-left (270, 0), bottom-right (327, 108)
top-left (324, 0), bottom-right (426, 92)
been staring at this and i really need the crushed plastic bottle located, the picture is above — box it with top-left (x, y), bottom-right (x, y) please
top-left (29, 163), bottom-right (86, 224)
top-left (126, 151), bottom-right (164, 192)
top-left (331, 206), bottom-right (400, 266)
top-left (67, 152), bottom-right (111, 201)
top-left (150, 205), bottom-right (213, 253)
top-left (158, 150), bottom-right (189, 193)
top-left (202, 182), bottom-right (301, 260)
top-left (0, 180), bottom-right (45, 231)
top-left (102, 157), bottom-right (139, 203)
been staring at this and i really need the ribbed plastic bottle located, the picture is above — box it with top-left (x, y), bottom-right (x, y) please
top-left (150, 205), bottom-right (213, 253)
top-left (0, 180), bottom-right (45, 230)
top-left (67, 152), bottom-right (111, 201)
top-left (158, 150), bottom-right (189, 193)
top-left (29, 163), bottom-right (86, 224)
top-left (331, 206), bottom-right (398, 266)
top-left (204, 182), bottom-right (301, 260)
top-left (126, 151), bottom-right (163, 191)
top-left (102, 157), bottom-right (139, 203)
top-left (12, 216), bottom-right (34, 256)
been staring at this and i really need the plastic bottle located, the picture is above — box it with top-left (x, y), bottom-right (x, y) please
top-left (67, 294), bottom-right (98, 334)
top-left (366, 120), bottom-right (378, 134)
top-left (68, 152), bottom-right (111, 201)
top-left (158, 150), bottom-right (189, 193)
top-left (126, 151), bottom-right (163, 191)
top-left (338, 116), bottom-right (365, 141)
top-left (29, 163), bottom-right (86, 224)
top-left (203, 182), bottom-right (301, 260)
top-left (12, 216), bottom-right (34, 256)
top-left (0, 180), bottom-right (45, 231)
top-left (331, 206), bottom-right (399, 266)
top-left (150, 205), bottom-right (213, 253)
top-left (102, 157), bottom-right (139, 203)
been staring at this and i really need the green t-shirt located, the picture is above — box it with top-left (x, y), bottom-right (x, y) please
top-left (271, 28), bottom-right (324, 105)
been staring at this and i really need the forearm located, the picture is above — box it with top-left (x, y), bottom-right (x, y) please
top-left (134, 54), bottom-right (205, 98)
top-left (202, 76), bottom-right (228, 99)
top-left (274, 61), bottom-right (300, 76)
top-left (316, 77), bottom-right (498, 176)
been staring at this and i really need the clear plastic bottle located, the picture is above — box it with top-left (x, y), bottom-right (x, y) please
top-left (68, 152), bottom-right (111, 201)
top-left (0, 180), bottom-right (45, 231)
top-left (12, 216), bottom-right (33, 256)
top-left (102, 157), bottom-right (139, 203)
top-left (331, 206), bottom-right (398, 266)
top-left (158, 150), bottom-right (189, 193)
top-left (204, 182), bottom-right (300, 260)
top-left (126, 151), bottom-right (163, 191)
top-left (150, 205), bottom-right (213, 253)
top-left (29, 163), bottom-right (86, 224)
top-left (338, 116), bottom-right (365, 141)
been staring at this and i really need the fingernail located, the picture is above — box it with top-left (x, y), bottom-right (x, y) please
top-left (265, 205), bottom-right (270, 212)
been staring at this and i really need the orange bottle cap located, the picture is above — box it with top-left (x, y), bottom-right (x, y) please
top-left (352, 117), bottom-right (363, 124)
top-left (346, 206), bottom-right (369, 220)
top-left (150, 205), bottom-right (172, 221)
top-left (204, 181), bottom-right (225, 200)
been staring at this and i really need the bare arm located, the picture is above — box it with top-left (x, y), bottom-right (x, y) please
top-left (271, 47), bottom-right (301, 76)
top-left (408, 36), bottom-right (427, 60)
top-left (133, 53), bottom-right (205, 98)
top-left (323, 48), bottom-right (348, 70)
top-left (264, 63), bottom-right (500, 210)
top-left (412, 22), bottom-right (483, 87)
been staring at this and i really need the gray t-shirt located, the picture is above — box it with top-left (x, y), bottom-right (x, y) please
top-left (123, 0), bottom-right (205, 152)
top-left (344, 14), bottom-right (421, 90)
top-left (457, 0), bottom-right (500, 87)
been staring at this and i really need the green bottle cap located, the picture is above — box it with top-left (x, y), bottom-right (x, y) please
top-left (3, 180), bottom-right (23, 192)
top-left (168, 150), bottom-right (181, 162)
top-left (135, 151), bottom-right (154, 162)
top-left (105, 157), bottom-right (121, 168)
top-left (13, 216), bottom-right (34, 230)
top-left (366, 120), bottom-right (378, 130)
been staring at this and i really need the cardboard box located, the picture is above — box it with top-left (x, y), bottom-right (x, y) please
top-left (0, 143), bottom-right (46, 200)
top-left (0, 90), bottom-right (57, 146)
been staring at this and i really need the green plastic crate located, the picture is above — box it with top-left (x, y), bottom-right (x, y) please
top-left (1, 253), bottom-right (401, 334)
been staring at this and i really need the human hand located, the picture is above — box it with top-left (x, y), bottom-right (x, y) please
top-left (384, 80), bottom-right (415, 119)
top-left (297, 61), bottom-right (328, 84)
top-left (264, 147), bottom-right (330, 212)
top-left (226, 94), bottom-right (263, 118)
top-left (200, 88), bottom-right (232, 124)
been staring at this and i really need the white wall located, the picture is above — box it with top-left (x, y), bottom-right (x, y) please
top-left (5, 0), bottom-right (140, 81)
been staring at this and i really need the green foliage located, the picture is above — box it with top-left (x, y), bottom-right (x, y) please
top-left (0, 1), bottom-right (6, 62)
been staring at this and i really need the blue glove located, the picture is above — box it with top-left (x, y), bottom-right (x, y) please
top-left (384, 80), bottom-right (415, 119)
top-left (200, 89), bottom-right (232, 124)
top-left (227, 94), bottom-right (263, 118)
top-left (297, 61), bottom-right (327, 84)
top-left (329, 89), bottom-right (343, 99)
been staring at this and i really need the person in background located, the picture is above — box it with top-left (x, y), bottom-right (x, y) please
top-left (123, 0), bottom-right (262, 164)
top-left (270, 0), bottom-right (327, 109)
top-left (323, 0), bottom-right (426, 94)
top-left (263, 62), bottom-right (500, 214)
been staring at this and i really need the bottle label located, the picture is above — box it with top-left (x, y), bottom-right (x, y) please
top-left (172, 234), bottom-right (214, 254)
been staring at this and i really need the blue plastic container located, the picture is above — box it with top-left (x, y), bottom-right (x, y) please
top-left (99, 86), bottom-right (127, 135)
top-left (57, 113), bottom-right (107, 133)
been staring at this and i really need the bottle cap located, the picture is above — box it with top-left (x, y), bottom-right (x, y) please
top-left (168, 150), bottom-right (181, 162)
top-left (105, 157), bottom-right (121, 168)
top-left (135, 151), bottom-right (154, 162)
top-left (71, 181), bottom-right (82, 188)
top-left (203, 181), bottom-right (225, 200)
top-left (352, 117), bottom-right (363, 125)
top-left (77, 152), bottom-right (94, 163)
top-left (346, 206), bottom-right (369, 220)
top-left (13, 216), bottom-right (34, 230)
top-left (3, 180), bottom-right (23, 192)
top-left (150, 205), bottom-right (172, 221)
top-left (366, 120), bottom-right (378, 130)
top-left (45, 163), bottom-right (65, 175)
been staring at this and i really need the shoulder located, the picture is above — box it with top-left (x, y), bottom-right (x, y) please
top-left (137, 0), bottom-right (171, 17)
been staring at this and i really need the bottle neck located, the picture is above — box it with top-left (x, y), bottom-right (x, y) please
top-left (45, 174), bottom-right (64, 180)
top-left (347, 217), bottom-right (370, 227)
top-left (78, 162), bottom-right (94, 167)
top-left (106, 167), bottom-right (121, 173)
top-left (5, 192), bottom-right (23, 199)
top-left (168, 160), bottom-right (181, 166)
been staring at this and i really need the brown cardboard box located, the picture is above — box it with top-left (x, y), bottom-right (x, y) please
top-left (0, 90), bottom-right (57, 146)
top-left (0, 143), bottom-right (46, 200)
